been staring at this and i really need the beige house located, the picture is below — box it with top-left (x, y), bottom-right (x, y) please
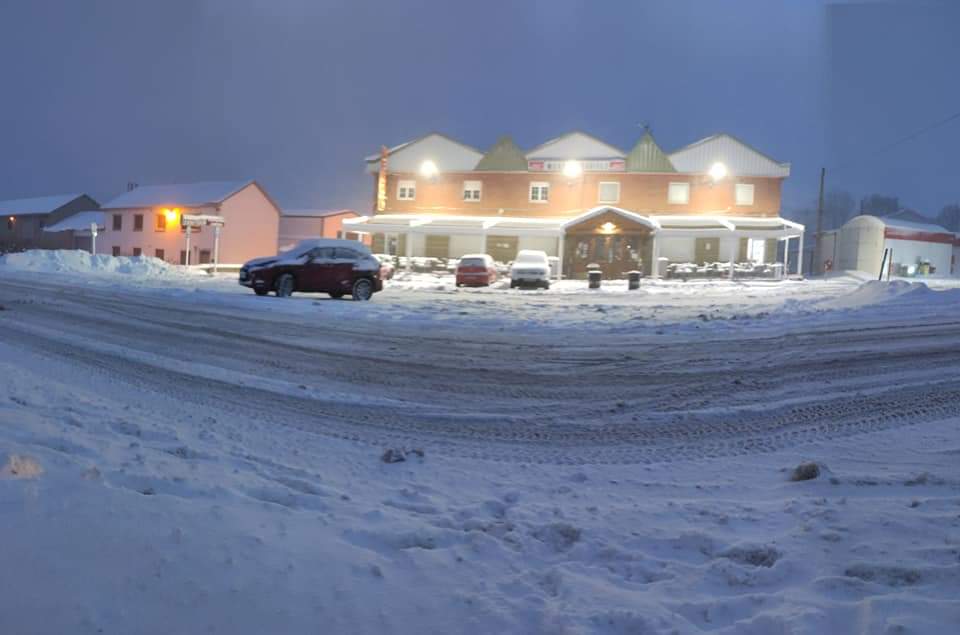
top-left (100, 180), bottom-right (280, 265)
top-left (345, 131), bottom-right (804, 278)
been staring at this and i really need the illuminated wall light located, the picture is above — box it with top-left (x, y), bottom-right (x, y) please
top-left (599, 221), bottom-right (617, 234)
top-left (709, 162), bottom-right (728, 182)
top-left (562, 160), bottom-right (583, 179)
top-left (419, 160), bottom-right (438, 179)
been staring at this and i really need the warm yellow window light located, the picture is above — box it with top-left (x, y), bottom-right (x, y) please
top-left (419, 160), bottom-right (438, 178)
top-left (562, 160), bottom-right (583, 179)
top-left (163, 208), bottom-right (180, 222)
top-left (709, 162), bottom-right (728, 182)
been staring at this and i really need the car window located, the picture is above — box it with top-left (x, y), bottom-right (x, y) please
top-left (459, 258), bottom-right (486, 267)
top-left (306, 247), bottom-right (335, 260)
top-left (333, 248), bottom-right (360, 260)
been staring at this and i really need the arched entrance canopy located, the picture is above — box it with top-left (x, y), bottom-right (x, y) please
top-left (561, 207), bottom-right (660, 279)
top-left (561, 206), bottom-right (661, 234)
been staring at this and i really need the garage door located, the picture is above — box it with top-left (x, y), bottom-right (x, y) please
top-left (487, 235), bottom-right (518, 264)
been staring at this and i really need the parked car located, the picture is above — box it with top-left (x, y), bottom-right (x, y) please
top-left (509, 250), bottom-right (551, 289)
top-left (455, 254), bottom-right (498, 287)
top-left (374, 254), bottom-right (396, 280)
top-left (239, 239), bottom-right (383, 300)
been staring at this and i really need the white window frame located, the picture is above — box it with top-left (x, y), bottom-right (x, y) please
top-left (668, 182), bottom-right (690, 205)
top-left (597, 181), bottom-right (620, 204)
top-left (529, 181), bottom-right (550, 203)
top-left (735, 183), bottom-right (755, 206)
top-left (397, 180), bottom-right (416, 201)
top-left (463, 180), bottom-right (482, 202)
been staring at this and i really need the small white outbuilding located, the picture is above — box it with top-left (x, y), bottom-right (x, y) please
top-left (820, 215), bottom-right (958, 278)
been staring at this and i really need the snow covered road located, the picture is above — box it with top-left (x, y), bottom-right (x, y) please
top-left (1, 272), bottom-right (959, 633)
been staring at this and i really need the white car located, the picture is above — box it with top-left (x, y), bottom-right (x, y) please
top-left (509, 250), bottom-right (551, 289)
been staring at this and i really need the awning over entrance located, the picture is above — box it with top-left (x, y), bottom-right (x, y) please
top-left (343, 208), bottom-right (805, 277)
top-left (343, 213), bottom-right (564, 237)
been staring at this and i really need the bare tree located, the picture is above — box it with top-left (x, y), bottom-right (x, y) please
top-left (935, 204), bottom-right (960, 232)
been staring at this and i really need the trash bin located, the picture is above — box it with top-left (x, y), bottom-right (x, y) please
top-left (588, 270), bottom-right (602, 289)
top-left (627, 270), bottom-right (641, 290)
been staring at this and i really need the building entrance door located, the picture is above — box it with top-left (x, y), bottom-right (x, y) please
top-left (562, 209), bottom-right (655, 279)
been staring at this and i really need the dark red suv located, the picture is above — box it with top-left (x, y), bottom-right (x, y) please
top-left (239, 239), bottom-right (383, 300)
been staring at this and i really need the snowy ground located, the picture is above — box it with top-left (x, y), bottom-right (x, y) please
top-left (1, 251), bottom-right (959, 634)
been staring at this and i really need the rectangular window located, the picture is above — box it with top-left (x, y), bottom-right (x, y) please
top-left (747, 238), bottom-right (765, 262)
top-left (132, 247), bottom-right (142, 257)
top-left (180, 250), bottom-right (187, 265)
top-left (155, 213), bottom-right (166, 232)
top-left (529, 182), bottom-right (550, 203)
top-left (668, 182), bottom-right (690, 205)
top-left (735, 183), bottom-right (755, 206)
top-left (155, 248), bottom-right (165, 261)
top-left (598, 181), bottom-right (620, 204)
top-left (112, 246), bottom-right (120, 257)
top-left (397, 180), bottom-right (416, 201)
top-left (463, 180), bottom-right (482, 201)
top-left (112, 214), bottom-right (122, 231)
top-left (199, 250), bottom-right (211, 264)
top-left (134, 214), bottom-right (144, 231)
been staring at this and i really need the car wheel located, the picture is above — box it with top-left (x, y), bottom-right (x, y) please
top-left (542, 281), bottom-right (550, 290)
top-left (352, 278), bottom-right (373, 301)
top-left (510, 281), bottom-right (517, 288)
top-left (275, 273), bottom-right (295, 298)
top-left (329, 291), bottom-right (345, 299)
top-left (254, 288), bottom-right (268, 296)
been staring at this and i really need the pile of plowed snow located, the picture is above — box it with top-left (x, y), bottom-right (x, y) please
top-left (0, 249), bottom-right (178, 277)
top-left (819, 280), bottom-right (938, 310)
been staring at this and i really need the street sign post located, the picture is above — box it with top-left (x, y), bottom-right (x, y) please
top-left (180, 214), bottom-right (226, 270)
top-left (89, 221), bottom-right (98, 255)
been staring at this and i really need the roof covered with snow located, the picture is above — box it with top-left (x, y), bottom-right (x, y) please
top-left (0, 193), bottom-right (93, 216)
top-left (101, 180), bottom-right (255, 210)
top-left (281, 209), bottom-right (357, 218)
top-left (43, 211), bottom-right (105, 233)
top-left (879, 216), bottom-right (952, 235)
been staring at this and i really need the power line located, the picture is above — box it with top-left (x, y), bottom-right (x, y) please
top-left (831, 106), bottom-right (960, 171)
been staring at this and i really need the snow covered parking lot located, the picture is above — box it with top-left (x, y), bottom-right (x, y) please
top-left (1, 251), bottom-right (959, 634)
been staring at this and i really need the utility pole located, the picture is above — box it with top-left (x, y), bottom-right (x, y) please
top-left (813, 167), bottom-right (826, 276)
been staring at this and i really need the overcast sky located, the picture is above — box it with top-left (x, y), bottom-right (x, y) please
top-left (1, 1), bottom-right (957, 217)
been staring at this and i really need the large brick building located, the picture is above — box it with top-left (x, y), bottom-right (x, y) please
top-left (344, 130), bottom-right (804, 278)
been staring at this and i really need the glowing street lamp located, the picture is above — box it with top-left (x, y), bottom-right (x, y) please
top-left (419, 160), bottom-right (439, 179)
top-left (709, 162), bottom-right (728, 182)
top-left (562, 159), bottom-right (583, 179)
top-left (163, 208), bottom-right (180, 223)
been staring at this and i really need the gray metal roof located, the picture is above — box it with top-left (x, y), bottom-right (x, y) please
top-left (475, 135), bottom-right (528, 171)
top-left (626, 131), bottom-right (676, 172)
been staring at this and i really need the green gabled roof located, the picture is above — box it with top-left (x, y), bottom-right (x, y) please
top-left (626, 131), bottom-right (676, 172)
top-left (475, 135), bottom-right (528, 171)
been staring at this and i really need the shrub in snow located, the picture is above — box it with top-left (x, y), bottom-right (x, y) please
top-left (789, 462), bottom-right (821, 481)
top-left (721, 544), bottom-right (781, 568)
top-left (380, 448), bottom-right (424, 463)
top-left (1, 454), bottom-right (43, 479)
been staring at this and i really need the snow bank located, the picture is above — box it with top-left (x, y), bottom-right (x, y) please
top-left (0, 249), bottom-right (179, 277)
